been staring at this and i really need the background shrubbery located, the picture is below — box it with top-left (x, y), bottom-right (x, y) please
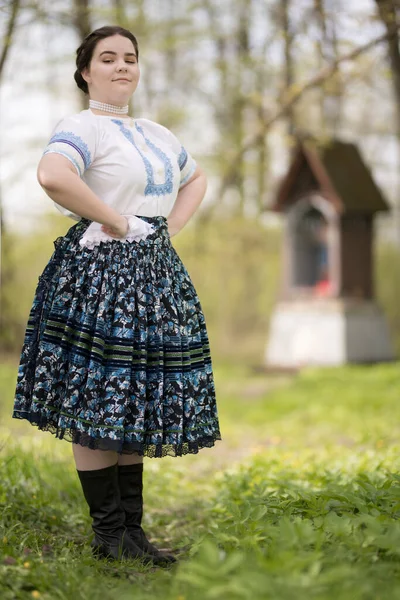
top-left (2, 213), bottom-right (400, 362)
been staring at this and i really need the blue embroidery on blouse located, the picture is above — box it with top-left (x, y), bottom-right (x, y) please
top-left (178, 147), bottom-right (188, 170)
top-left (111, 119), bottom-right (173, 196)
top-left (47, 131), bottom-right (92, 172)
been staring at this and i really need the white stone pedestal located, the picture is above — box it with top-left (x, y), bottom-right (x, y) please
top-left (265, 299), bottom-right (394, 367)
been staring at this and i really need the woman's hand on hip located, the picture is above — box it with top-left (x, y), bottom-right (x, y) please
top-left (101, 216), bottom-right (129, 238)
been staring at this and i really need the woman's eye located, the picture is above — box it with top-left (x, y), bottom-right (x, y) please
top-left (103, 60), bottom-right (136, 64)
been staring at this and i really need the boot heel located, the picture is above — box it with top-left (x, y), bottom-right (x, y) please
top-left (118, 463), bottom-right (177, 565)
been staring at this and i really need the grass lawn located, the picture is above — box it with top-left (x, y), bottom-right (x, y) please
top-left (0, 359), bottom-right (399, 600)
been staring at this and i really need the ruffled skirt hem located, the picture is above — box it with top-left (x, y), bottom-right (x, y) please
top-left (12, 409), bottom-right (222, 458)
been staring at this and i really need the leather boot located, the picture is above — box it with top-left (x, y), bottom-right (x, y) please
top-left (117, 463), bottom-right (177, 564)
top-left (77, 463), bottom-right (155, 563)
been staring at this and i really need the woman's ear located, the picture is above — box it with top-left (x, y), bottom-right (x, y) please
top-left (81, 67), bottom-right (91, 84)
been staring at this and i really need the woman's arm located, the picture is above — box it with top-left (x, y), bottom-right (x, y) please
top-left (37, 154), bottom-right (127, 230)
top-left (167, 165), bottom-right (207, 237)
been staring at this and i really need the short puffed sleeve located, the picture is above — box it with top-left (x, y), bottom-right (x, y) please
top-left (169, 130), bottom-right (197, 187)
top-left (42, 114), bottom-right (97, 178)
top-left (176, 142), bottom-right (197, 188)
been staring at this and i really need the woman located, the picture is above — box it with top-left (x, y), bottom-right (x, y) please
top-left (12, 25), bottom-right (221, 566)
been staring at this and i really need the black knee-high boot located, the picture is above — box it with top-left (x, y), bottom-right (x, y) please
top-left (117, 463), bottom-right (177, 564)
top-left (76, 463), bottom-right (155, 563)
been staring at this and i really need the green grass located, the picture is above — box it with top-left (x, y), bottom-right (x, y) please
top-left (0, 359), bottom-right (399, 599)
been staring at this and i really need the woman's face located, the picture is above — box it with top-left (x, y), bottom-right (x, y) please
top-left (82, 34), bottom-right (140, 105)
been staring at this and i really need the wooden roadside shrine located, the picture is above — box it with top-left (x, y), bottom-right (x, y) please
top-left (265, 138), bottom-right (394, 367)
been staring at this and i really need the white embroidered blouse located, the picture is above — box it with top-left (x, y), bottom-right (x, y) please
top-left (42, 109), bottom-right (197, 248)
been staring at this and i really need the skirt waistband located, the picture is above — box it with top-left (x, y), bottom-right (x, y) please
top-left (77, 215), bottom-right (170, 247)
top-left (80, 215), bottom-right (168, 229)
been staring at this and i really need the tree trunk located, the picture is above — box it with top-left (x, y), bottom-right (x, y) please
top-left (0, 0), bottom-right (21, 352)
top-left (375, 0), bottom-right (400, 244)
top-left (281, 0), bottom-right (295, 135)
top-left (73, 0), bottom-right (92, 110)
top-left (314, 0), bottom-right (328, 134)
top-left (113, 0), bottom-right (127, 24)
top-left (375, 0), bottom-right (400, 131)
top-left (235, 0), bottom-right (251, 215)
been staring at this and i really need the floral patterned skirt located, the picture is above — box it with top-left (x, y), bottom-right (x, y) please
top-left (12, 216), bottom-right (221, 458)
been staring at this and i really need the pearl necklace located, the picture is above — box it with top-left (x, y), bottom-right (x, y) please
top-left (89, 99), bottom-right (129, 115)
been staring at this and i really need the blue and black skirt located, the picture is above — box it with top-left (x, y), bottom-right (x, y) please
top-left (12, 216), bottom-right (221, 458)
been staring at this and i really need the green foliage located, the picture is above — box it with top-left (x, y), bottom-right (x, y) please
top-left (1, 214), bottom-right (282, 365)
top-left (1, 361), bottom-right (400, 599)
top-left (176, 467), bottom-right (400, 600)
top-left (173, 216), bottom-right (281, 363)
top-left (375, 243), bottom-right (400, 357)
top-left (0, 213), bottom-right (69, 352)
top-left (2, 214), bottom-right (400, 366)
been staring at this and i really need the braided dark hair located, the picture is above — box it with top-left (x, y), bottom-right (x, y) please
top-left (74, 25), bottom-right (139, 94)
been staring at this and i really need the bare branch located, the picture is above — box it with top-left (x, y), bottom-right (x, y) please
top-left (215, 28), bottom-right (400, 201)
top-left (0, 0), bottom-right (20, 82)
top-left (374, 0), bottom-right (400, 132)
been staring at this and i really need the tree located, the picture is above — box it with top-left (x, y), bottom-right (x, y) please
top-left (215, 28), bottom-right (400, 205)
top-left (375, 0), bottom-right (400, 243)
top-left (375, 0), bottom-right (400, 132)
top-left (0, 0), bottom-right (21, 352)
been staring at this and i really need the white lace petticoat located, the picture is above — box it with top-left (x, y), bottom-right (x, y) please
top-left (78, 214), bottom-right (155, 249)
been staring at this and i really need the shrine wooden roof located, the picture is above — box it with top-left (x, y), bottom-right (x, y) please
top-left (272, 139), bottom-right (390, 214)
